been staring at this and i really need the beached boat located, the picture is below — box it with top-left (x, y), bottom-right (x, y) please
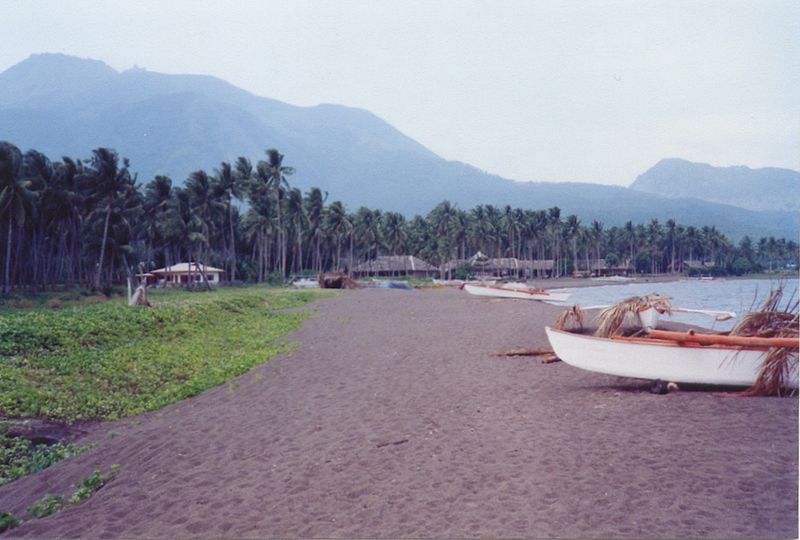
top-left (291, 277), bottom-right (320, 289)
top-left (544, 326), bottom-right (799, 388)
top-left (463, 283), bottom-right (570, 302)
top-left (433, 279), bottom-right (497, 286)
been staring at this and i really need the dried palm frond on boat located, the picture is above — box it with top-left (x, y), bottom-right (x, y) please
top-left (554, 305), bottom-right (585, 331)
top-left (594, 294), bottom-right (672, 338)
top-left (730, 285), bottom-right (798, 396)
top-left (730, 285), bottom-right (798, 339)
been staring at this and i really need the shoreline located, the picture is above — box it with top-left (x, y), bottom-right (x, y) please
top-left (2, 287), bottom-right (795, 538)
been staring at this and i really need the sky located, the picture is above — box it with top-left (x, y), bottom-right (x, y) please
top-left (2, 0), bottom-right (799, 186)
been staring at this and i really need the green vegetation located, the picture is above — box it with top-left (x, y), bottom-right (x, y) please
top-left (0, 287), bottom-right (332, 422)
top-left (69, 465), bottom-right (119, 505)
top-left (21, 465), bottom-right (120, 523)
top-left (26, 494), bottom-right (64, 518)
top-left (1, 141), bottom-right (797, 297)
top-left (0, 512), bottom-right (20, 532)
top-left (0, 433), bottom-right (87, 486)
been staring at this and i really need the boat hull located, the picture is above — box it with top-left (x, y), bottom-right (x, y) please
top-left (545, 326), bottom-right (799, 388)
top-left (463, 283), bottom-right (570, 302)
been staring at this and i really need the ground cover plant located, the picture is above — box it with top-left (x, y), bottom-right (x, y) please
top-left (68, 465), bottom-right (120, 505)
top-left (26, 494), bottom-right (64, 519)
top-left (0, 287), bottom-right (333, 422)
top-left (0, 432), bottom-right (87, 486)
top-left (0, 512), bottom-right (20, 532)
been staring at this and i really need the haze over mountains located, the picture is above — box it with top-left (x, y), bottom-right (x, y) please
top-left (631, 158), bottom-right (799, 213)
top-left (1, 53), bottom-right (797, 241)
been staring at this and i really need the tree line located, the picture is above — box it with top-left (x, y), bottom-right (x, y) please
top-left (1, 141), bottom-right (797, 294)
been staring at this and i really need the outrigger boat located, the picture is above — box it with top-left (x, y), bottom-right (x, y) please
top-left (462, 283), bottom-right (571, 302)
top-left (545, 326), bottom-right (799, 388)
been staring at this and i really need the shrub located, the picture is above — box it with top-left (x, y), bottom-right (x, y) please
top-left (69, 465), bottom-right (119, 505)
top-left (0, 434), bottom-right (87, 486)
top-left (27, 494), bottom-right (64, 518)
top-left (0, 512), bottom-right (20, 532)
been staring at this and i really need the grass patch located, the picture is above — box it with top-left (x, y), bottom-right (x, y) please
top-left (0, 287), bottom-right (334, 422)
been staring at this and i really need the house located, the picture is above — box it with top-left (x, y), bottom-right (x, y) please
top-left (140, 262), bottom-right (225, 286)
top-left (591, 259), bottom-right (631, 277)
top-left (443, 255), bottom-right (555, 278)
top-left (352, 255), bottom-right (438, 278)
top-left (485, 258), bottom-right (555, 278)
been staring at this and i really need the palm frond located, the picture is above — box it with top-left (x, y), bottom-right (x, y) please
top-left (732, 284), bottom-right (799, 396)
top-left (555, 305), bottom-right (585, 331)
top-left (594, 294), bottom-right (672, 338)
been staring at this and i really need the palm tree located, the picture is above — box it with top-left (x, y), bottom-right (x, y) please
top-left (469, 205), bottom-right (492, 256)
top-left (53, 157), bottom-right (84, 287)
top-left (186, 169), bottom-right (224, 288)
top-left (354, 207), bottom-right (382, 264)
top-left (589, 220), bottom-right (604, 268)
top-left (304, 187), bottom-right (327, 273)
top-left (143, 175), bottom-right (173, 270)
top-left (428, 201), bottom-right (456, 271)
top-left (564, 215), bottom-right (581, 275)
top-left (82, 148), bottom-right (135, 289)
top-left (242, 191), bottom-right (275, 282)
top-left (324, 200), bottom-right (350, 271)
top-left (284, 188), bottom-right (308, 274)
top-left (165, 187), bottom-right (207, 287)
top-left (484, 205), bottom-right (503, 258)
top-left (452, 209), bottom-right (470, 261)
top-left (547, 207), bottom-right (562, 277)
top-left (256, 149), bottom-right (294, 277)
top-left (0, 142), bottom-right (36, 294)
top-left (214, 161), bottom-right (245, 282)
top-left (647, 219), bottom-right (663, 273)
top-left (22, 149), bottom-right (57, 290)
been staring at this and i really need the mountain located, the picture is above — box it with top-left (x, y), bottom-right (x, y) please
top-left (1, 53), bottom-right (797, 241)
top-left (631, 158), bottom-right (800, 212)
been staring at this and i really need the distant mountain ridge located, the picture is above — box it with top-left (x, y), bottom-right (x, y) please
top-left (0, 53), bottom-right (797, 241)
top-left (631, 158), bottom-right (800, 212)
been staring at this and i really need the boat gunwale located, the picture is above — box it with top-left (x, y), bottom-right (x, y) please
top-left (546, 326), bottom-right (791, 353)
top-left (465, 283), bottom-right (552, 295)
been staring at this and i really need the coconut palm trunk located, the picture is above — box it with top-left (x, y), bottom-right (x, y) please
top-left (94, 202), bottom-right (113, 290)
top-left (229, 208), bottom-right (236, 282)
top-left (3, 210), bottom-right (12, 294)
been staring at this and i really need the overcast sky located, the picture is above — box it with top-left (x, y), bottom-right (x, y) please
top-left (2, 0), bottom-right (798, 186)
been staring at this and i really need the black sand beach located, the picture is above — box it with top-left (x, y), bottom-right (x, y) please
top-left (1, 287), bottom-right (797, 538)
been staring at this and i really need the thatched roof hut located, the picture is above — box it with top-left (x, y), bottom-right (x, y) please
top-left (485, 258), bottom-right (554, 277)
top-left (591, 259), bottom-right (631, 277)
top-left (352, 255), bottom-right (438, 277)
top-left (443, 257), bottom-right (554, 278)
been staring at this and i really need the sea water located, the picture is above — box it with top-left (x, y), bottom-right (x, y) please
top-left (551, 277), bottom-right (799, 331)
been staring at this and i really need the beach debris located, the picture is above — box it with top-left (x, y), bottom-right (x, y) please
top-left (594, 294), bottom-right (672, 338)
top-left (376, 438), bottom-right (409, 448)
top-left (650, 380), bottom-right (680, 394)
top-left (492, 348), bottom-right (560, 363)
top-left (554, 305), bottom-right (585, 331)
top-left (318, 272), bottom-right (360, 289)
top-left (732, 285), bottom-right (798, 397)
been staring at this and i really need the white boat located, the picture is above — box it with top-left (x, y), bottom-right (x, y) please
top-left (291, 277), bottom-right (319, 289)
top-left (544, 326), bottom-right (799, 388)
top-left (434, 279), bottom-right (497, 286)
top-left (463, 283), bottom-right (571, 302)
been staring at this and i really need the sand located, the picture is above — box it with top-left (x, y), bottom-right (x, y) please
top-left (1, 287), bottom-right (797, 538)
